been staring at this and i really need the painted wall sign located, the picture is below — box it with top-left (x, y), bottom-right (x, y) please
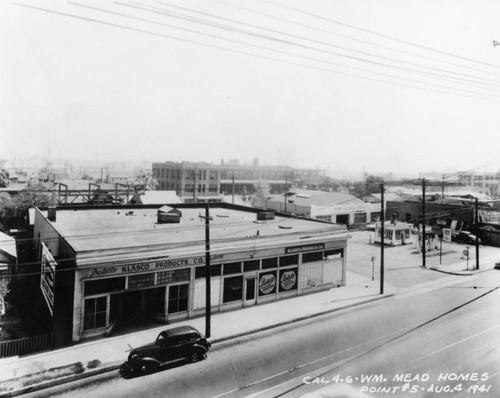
top-left (479, 210), bottom-right (500, 223)
top-left (259, 272), bottom-right (276, 295)
top-left (285, 243), bottom-right (325, 254)
top-left (87, 253), bottom-right (224, 277)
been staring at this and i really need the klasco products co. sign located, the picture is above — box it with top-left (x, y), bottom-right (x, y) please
top-left (259, 272), bottom-right (276, 295)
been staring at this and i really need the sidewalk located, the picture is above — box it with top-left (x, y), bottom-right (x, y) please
top-left (0, 271), bottom-right (393, 397)
top-left (428, 247), bottom-right (500, 275)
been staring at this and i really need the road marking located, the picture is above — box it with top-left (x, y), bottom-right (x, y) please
top-left (212, 325), bottom-right (415, 398)
top-left (396, 275), bottom-right (479, 299)
top-left (416, 323), bottom-right (500, 361)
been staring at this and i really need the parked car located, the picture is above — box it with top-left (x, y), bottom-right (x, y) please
top-left (451, 231), bottom-right (481, 245)
top-left (121, 325), bottom-right (211, 375)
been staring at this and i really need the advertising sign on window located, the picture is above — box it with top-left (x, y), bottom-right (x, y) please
top-left (279, 268), bottom-right (297, 292)
top-left (259, 271), bottom-right (276, 296)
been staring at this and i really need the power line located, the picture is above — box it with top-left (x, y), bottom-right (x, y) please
top-left (130, 1), bottom-right (500, 88)
top-left (115, 2), bottom-right (500, 94)
top-left (14, 3), bottom-right (500, 101)
top-left (266, 0), bottom-right (500, 70)
top-left (217, 0), bottom-right (500, 76)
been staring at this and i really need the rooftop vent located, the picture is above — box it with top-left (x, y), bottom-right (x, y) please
top-left (257, 211), bottom-right (275, 221)
top-left (48, 207), bottom-right (56, 222)
top-left (157, 205), bottom-right (182, 224)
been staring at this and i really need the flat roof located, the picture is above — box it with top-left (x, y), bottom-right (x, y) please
top-left (38, 205), bottom-right (347, 263)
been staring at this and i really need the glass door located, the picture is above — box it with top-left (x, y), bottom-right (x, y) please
top-left (244, 277), bottom-right (257, 306)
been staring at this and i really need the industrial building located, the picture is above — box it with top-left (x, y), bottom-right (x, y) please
top-left (33, 203), bottom-right (348, 345)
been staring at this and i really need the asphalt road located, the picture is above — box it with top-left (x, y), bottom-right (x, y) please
top-left (280, 272), bottom-right (500, 398)
top-left (34, 269), bottom-right (500, 398)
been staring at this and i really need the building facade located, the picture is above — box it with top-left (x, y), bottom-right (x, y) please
top-left (152, 162), bottom-right (220, 199)
top-left (33, 203), bottom-right (348, 345)
top-left (152, 161), bottom-right (324, 199)
top-left (252, 189), bottom-right (381, 228)
top-left (457, 171), bottom-right (500, 197)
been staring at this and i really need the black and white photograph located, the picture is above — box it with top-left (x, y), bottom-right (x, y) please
top-left (1, 1), bottom-right (500, 397)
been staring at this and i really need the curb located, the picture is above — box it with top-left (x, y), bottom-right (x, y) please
top-left (0, 363), bottom-right (121, 398)
top-left (429, 267), bottom-right (476, 276)
top-left (0, 293), bottom-right (393, 397)
top-left (211, 293), bottom-right (394, 344)
top-left (429, 266), bottom-right (495, 276)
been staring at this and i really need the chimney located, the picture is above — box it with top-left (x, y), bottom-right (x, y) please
top-left (48, 206), bottom-right (56, 222)
top-left (257, 211), bottom-right (275, 220)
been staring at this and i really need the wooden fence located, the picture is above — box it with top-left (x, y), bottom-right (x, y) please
top-left (0, 333), bottom-right (53, 358)
top-left (478, 229), bottom-right (500, 247)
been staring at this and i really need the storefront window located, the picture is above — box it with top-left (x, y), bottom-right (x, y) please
top-left (259, 271), bottom-right (277, 296)
top-left (151, 287), bottom-right (166, 314)
top-left (325, 249), bottom-right (344, 258)
top-left (279, 255), bottom-right (298, 267)
top-left (84, 277), bottom-right (125, 296)
top-left (167, 284), bottom-right (188, 314)
top-left (262, 257), bottom-right (278, 269)
top-left (128, 273), bottom-right (155, 289)
top-left (158, 268), bottom-right (190, 284)
top-left (223, 262), bottom-right (241, 275)
top-left (243, 260), bottom-right (260, 272)
top-left (195, 264), bottom-right (222, 279)
top-left (279, 268), bottom-right (298, 292)
top-left (223, 276), bottom-right (243, 303)
top-left (302, 251), bottom-right (324, 263)
top-left (83, 296), bottom-right (107, 330)
top-left (354, 213), bottom-right (367, 224)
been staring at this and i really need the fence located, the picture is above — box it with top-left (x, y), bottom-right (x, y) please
top-left (479, 229), bottom-right (500, 247)
top-left (0, 333), bottom-right (53, 358)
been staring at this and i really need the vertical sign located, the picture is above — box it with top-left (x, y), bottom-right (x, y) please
top-left (41, 243), bottom-right (56, 316)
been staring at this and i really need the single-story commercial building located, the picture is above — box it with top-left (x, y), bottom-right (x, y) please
top-left (33, 203), bottom-right (349, 346)
top-left (252, 189), bottom-right (381, 228)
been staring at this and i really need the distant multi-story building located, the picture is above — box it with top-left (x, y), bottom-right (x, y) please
top-left (457, 171), bottom-right (500, 197)
top-left (292, 168), bottom-right (327, 188)
top-left (152, 162), bottom-right (220, 201)
top-left (152, 160), bottom-right (313, 200)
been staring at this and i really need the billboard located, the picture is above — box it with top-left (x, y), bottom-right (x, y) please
top-left (41, 243), bottom-right (56, 316)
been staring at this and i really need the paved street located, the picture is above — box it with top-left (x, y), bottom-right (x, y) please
top-left (284, 271), bottom-right (500, 398)
top-left (28, 263), bottom-right (500, 398)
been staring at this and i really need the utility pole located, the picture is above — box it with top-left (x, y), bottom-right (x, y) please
top-left (284, 173), bottom-right (288, 213)
top-left (200, 204), bottom-right (212, 338)
top-left (475, 198), bottom-right (480, 270)
top-left (232, 174), bottom-right (235, 204)
top-left (193, 169), bottom-right (197, 202)
top-left (380, 182), bottom-right (385, 294)
top-left (422, 178), bottom-right (426, 267)
top-left (442, 174), bottom-right (445, 197)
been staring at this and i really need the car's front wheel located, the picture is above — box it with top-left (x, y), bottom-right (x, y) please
top-left (190, 350), bottom-right (203, 362)
top-left (140, 362), bottom-right (158, 374)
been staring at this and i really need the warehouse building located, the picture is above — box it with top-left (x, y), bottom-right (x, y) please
top-left (33, 203), bottom-right (348, 345)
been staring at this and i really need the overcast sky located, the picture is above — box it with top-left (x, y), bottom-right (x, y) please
top-left (1, 0), bottom-right (500, 177)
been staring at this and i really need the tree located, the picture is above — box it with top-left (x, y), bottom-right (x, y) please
top-left (348, 175), bottom-right (384, 198)
top-left (0, 169), bottom-right (9, 187)
top-left (0, 183), bottom-right (56, 229)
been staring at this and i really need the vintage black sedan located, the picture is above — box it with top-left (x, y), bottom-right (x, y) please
top-left (451, 231), bottom-right (481, 245)
top-left (121, 325), bottom-right (211, 375)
